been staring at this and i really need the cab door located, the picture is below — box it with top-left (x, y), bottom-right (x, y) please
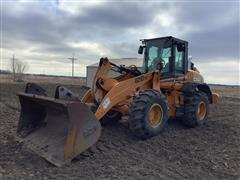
top-left (174, 42), bottom-right (187, 76)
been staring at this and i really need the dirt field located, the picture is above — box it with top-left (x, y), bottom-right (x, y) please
top-left (0, 82), bottom-right (239, 180)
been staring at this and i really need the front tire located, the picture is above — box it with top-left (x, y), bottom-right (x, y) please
top-left (129, 90), bottom-right (168, 139)
top-left (101, 110), bottom-right (122, 126)
top-left (91, 106), bottom-right (122, 126)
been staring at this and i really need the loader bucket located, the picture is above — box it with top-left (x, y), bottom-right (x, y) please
top-left (16, 93), bottom-right (101, 167)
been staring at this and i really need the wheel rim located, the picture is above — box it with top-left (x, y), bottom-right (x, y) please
top-left (197, 101), bottom-right (207, 121)
top-left (148, 104), bottom-right (163, 128)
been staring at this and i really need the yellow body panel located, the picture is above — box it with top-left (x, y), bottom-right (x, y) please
top-left (82, 58), bottom-right (219, 120)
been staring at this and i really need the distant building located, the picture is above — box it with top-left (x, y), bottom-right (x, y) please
top-left (86, 58), bottom-right (143, 87)
top-left (0, 69), bottom-right (11, 74)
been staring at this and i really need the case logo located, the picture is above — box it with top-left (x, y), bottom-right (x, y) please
top-left (135, 75), bottom-right (147, 83)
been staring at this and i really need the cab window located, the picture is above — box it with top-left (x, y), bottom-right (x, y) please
top-left (161, 47), bottom-right (171, 73)
top-left (147, 46), bottom-right (159, 71)
top-left (175, 45), bottom-right (184, 73)
top-left (148, 46), bottom-right (158, 65)
top-left (146, 46), bottom-right (171, 73)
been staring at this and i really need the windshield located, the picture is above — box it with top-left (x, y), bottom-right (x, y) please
top-left (144, 39), bottom-right (171, 73)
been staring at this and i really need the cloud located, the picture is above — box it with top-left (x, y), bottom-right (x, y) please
top-left (176, 2), bottom-right (238, 32)
top-left (1, 1), bottom-right (239, 85)
top-left (187, 22), bottom-right (239, 61)
top-left (197, 59), bottom-right (239, 85)
top-left (58, 0), bottom-right (102, 16)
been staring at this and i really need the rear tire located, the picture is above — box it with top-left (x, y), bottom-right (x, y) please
top-left (129, 89), bottom-right (168, 139)
top-left (182, 92), bottom-right (209, 127)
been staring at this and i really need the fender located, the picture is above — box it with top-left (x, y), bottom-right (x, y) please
top-left (182, 82), bottom-right (218, 104)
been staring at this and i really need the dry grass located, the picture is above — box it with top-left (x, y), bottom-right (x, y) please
top-left (0, 74), bottom-right (86, 85)
top-left (210, 85), bottom-right (240, 98)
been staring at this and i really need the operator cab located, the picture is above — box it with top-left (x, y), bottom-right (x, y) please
top-left (138, 36), bottom-right (188, 79)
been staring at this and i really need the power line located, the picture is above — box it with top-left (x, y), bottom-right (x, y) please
top-left (68, 54), bottom-right (77, 77)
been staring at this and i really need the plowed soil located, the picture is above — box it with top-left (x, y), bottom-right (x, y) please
top-left (0, 82), bottom-right (239, 180)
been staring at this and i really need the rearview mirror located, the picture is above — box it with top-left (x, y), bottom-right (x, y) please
top-left (138, 46), bottom-right (144, 54)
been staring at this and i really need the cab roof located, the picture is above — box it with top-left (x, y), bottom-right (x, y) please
top-left (140, 36), bottom-right (188, 44)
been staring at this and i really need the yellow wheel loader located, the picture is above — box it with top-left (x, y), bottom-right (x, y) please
top-left (16, 36), bottom-right (219, 166)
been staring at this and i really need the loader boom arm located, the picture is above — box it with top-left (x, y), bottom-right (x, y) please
top-left (95, 72), bottom-right (154, 120)
top-left (82, 57), bottom-right (158, 120)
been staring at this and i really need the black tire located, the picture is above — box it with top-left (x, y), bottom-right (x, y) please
top-left (129, 89), bottom-right (168, 139)
top-left (182, 92), bottom-right (210, 128)
top-left (90, 106), bottom-right (122, 126)
top-left (101, 110), bottom-right (122, 126)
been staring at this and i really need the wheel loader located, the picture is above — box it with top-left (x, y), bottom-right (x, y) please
top-left (16, 36), bottom-right (219, 166)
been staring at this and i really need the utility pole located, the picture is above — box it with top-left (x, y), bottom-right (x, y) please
top-left (68, 54), bottom-right (77, 77)
top-left (12, 55), bottom-right (17, 80)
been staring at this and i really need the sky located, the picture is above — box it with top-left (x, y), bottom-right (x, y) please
top-left (0, 0), bottom-right (239, 85)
